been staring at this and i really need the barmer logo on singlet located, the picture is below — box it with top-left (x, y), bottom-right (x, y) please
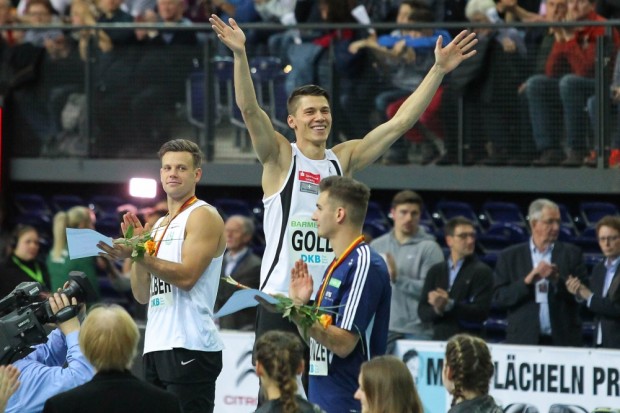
top-left (289, 216), bottom-right (333, 265)
top-left (298, 170), bottom-right (320, 194)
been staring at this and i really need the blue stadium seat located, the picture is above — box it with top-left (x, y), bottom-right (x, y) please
top-left (212, 198), bottom-right (254, 219)
top-left (50, 194), bottom-right (85, 213)
top-left (482, 201), bottom-right (527, 228)
top-left (88, 195), bottom-right (126, 221)
top-left (363, 220), bottom-right (390, 241)
top-left (366, 201), bottom-right (390, 227)
top-left (579, 202), bottom-right (619, 227)
top-left (571, 226), bottom-right (599, 254)
top-left (96, 216), bottom-right (122, 238)
top-left (557, 203), bottom-right (579, 233)
top-left (186, 57), bottom-right (249, 148)
top-left (250, 56), bottom-right (289, 134)
top-left (434, 201), bottom-right (481, 228)
top-left (477, 222), bottom-right (528, 253)
top-left (13, 193), bottom-right (52, 217)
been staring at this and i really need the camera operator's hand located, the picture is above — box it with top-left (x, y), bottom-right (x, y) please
top-left (49, 292), bottom-right (80, 336)
top-left (0, 365), bottom-right (19, 412)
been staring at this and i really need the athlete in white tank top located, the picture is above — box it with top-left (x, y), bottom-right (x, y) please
top-left (261, 143), bottom-right (342, 298)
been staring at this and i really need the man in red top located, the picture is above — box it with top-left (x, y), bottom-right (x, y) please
top-left (525, 0), bottom-right (619, 166)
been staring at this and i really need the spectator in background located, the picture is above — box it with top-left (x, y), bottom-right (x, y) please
top-left (129, 0), bottom-right (199, 156)
top-left (349, 2), bottom-right (451, 165)
top-left (526, 0), bottom-right (620, 167)
top-left (443, 334), bottom-right (502, 413)
top-left (511, 0), bottom-right (567, 166)
top-left (493, 199), bottom-right (587, 346)
top-left (21, 0), bottom-right (64, 48)
top-left (566, 216), bottom-right (620, 348)
top-left (354, 355), bottom-right (423, 413)
top-left (436, 0), bottom-right (526, 166)
top-left (586, 51), bottom-right (620, 168)
top-left (370, 190), bottom-right (443, 349)
top-left (6, 290), bottom-right (95, 413)
top-left (42, 305), bottom-right (182, 413)
top-left (215, 215), bottom-right (261, 330)
top-left (252, 0), bottom-right (297, 58)
top-left (419, 217), bottom-right (494, 340)
top-left (0, 0), bottom-right (21, 46)
top-left (0, 225), bottom-right (51, 297)
top-left (254, 331), bottom-right (326, 413)
top-left (47, 206), bottom-right (107, 301)
top-left (97, 0), bottom-right (136, 45)
top-left (284, 0), bottom-right (371, 140)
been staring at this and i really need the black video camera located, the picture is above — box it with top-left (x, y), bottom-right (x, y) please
top-left (0, 271), bottom-right (96, 365)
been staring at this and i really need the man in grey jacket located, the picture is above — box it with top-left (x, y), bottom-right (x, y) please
top-left (370, 190), bottom-right (443, 351)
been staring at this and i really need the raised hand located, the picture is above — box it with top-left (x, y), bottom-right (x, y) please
top-left (289, 259), bottom-right (313, 306)
top-left (210, 14), bottom-right (246, 54)
top-left (434, 30), bottom-right (478, 74)
top-left (121, 212), bottom-right (150, 238)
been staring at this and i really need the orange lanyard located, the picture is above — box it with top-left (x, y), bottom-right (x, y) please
top-left (315, 235), bottom-right (365, 307)
top-left (153, 196), bottom-right (198, 257)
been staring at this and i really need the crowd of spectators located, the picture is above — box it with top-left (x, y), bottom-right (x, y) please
top-left (1, 0), bottom-right (619, 167)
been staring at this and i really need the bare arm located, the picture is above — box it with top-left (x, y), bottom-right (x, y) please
top-left (301, 323), bottom-right (359, 359)
top-left (289, 260), bottom-right (358, 358)
top-left (210, 15), bottom-right (291, 193)
top-left (135, 206), bottom-right (226, 291)
top-left (99, 207), bottom-right (226, 297)
top-left (333, 30), bottom-right (478, 174)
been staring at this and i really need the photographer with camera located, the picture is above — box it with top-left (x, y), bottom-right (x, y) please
top-left (5, 289), bottom-right (94, 413)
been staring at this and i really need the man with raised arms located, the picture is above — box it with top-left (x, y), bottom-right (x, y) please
top-left (210, 14), bottom-right (477, 341)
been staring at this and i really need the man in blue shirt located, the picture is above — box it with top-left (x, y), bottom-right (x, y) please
top-left (6, 292), bottom-right (94, 413)
top-left (289, 176), bottom-right (391, 413)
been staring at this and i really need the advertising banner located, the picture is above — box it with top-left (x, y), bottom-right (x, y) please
top-left (394, 340), bottom-right (620, 413)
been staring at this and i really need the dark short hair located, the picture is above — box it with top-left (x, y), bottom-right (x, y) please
top-left (158, 139), bottom-right (204, 169)
top-left (596, 215), bottom-right (620, 234)
top-left (409, 7), bottom-right (435, 22)
top-left (391, 190), bottom-right (423, 209)
top-left (319, 176), bottom-right (370, 228)
top-left (444, 216), bottom-right (474, 236)
top-left (287, 85), bottom-right (330, 115)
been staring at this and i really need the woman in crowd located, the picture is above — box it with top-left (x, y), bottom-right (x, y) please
top-left (354, 355), bottom-right (423, 413)
top-left (443, 334), bottom-right (503, 413)
top-left (0, 225), bottom-right (51, 297)
top-left (254, 331), bottom-right (325, 413)
top-left (46, 206), bottom-right (104, 301)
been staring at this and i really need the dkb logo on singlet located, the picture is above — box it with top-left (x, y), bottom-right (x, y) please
top-left (290, 218), bottom-right (333, 264)
top-left (150, 276), bottom-right (173, 308)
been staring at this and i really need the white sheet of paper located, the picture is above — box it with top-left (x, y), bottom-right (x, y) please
top-left (214, 289), bottom-right (279, 318)
top-left (66, 228), bottom-right (114, 259)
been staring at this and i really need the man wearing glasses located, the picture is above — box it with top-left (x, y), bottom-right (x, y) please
top-left (566, 216), bottom-right (620, 348)
top-left (493, 199), bottom-right (587, 346)
top-left (418, 217), bottom-right (494, 340)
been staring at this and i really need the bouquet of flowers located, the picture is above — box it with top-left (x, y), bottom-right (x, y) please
top-left (222, 275), bottom-right (334, 334)
top-left (113, 224), bottom-right (156, 260)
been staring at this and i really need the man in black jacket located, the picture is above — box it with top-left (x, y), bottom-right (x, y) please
top-left (419, 216), bottom-right (493, 340)
top-left (493, 199), bottom-right (587, 346)
top-left (566, 215), bottom-right (620, 348)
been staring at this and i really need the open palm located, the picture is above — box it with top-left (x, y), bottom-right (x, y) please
top-left (210, 15), bottom-right (246, 53)
top-left (434, 30), bottom-right (478, 74)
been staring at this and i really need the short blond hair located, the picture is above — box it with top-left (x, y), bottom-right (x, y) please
top-left (79, 305), bottom-right (139, 371)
